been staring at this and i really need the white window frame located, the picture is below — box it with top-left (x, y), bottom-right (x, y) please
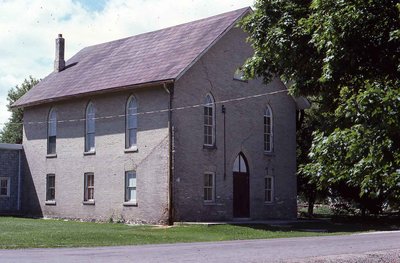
top-left (203, 172), bottom-right (215, 203)
top-left (125, 95), bottom-right (138, 150)
top-left (264, 105), bottom-right (273, 153)
top-left (85, 102), bottom-right (95, 153)
top-left (46, 174), bottom-right (56, 201)
top-left (204, 94), bottom-right (216, 147)
top-left (84, 173), bottom-right (94, 202)
top-left (264, 175), bottom-right (274, 203)
top-left (0, 177), bottom-right (10, 197)
top-left (124, 171), bottom-right (137, 205)
top-left (47, 107), bottom-right (57, 155)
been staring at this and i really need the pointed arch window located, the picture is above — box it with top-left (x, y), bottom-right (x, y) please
top-left (47, 108), bottom-right (57, 155)
top-left (233, 153), bottom-right (248, 173)
top-left (264, 105), bottom-right (273, 152)
top-left (204, 94), bottom-right (215, 146)
top-left (85, 102), bottom-right (95, 152)
top-left (126, 96), bottom-right (137, 149)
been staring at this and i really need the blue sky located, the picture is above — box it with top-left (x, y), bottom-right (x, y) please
top-left (0, 0), bottom-right (254, 129)
top-left (73, 0), bottom-right (108, 12)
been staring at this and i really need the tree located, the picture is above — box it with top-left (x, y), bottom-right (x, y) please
top-left (0, 76), bottom-right (39, 144)
top-left (241, 0), bottom-right (400, 213)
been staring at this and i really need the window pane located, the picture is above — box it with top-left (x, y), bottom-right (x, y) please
top-left (86, 133), bottom-right (95, 151)
top-left (0, 179), bottom-right (7, 188)
top-left (265, 177), bottom-right (273, 202)
top-left (125, 171), bottom-right (136, 201)
top-left (128, 110), bottom-right (137, 129)
top-left (87, 118), bottom-right (95, 133)
top-left (129, 128), bottom-right (137, 146)
top-left (203, 173), bottom-right (214, 201)
top-left (0, 179), bottom-right (7, 196)
top-left (128, 174), bottom-right (136, 187)
top-left (203, 95), bottom-right (215, 146)
top-left (130, 188), bottom-right (136, 200)
top-left (264, 106), bottom-right (273, 152)
top-left (48, 136), bottom-right (56, 154)
top-left (46, 175), bottom-right (55, 200)
top-left (239, 156), bottom-right (247, 173)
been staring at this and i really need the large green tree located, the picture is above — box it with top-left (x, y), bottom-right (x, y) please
top-left (0, 76), bottom-right (39, 144)
top-left (241, 0), bottom-right (400, 213)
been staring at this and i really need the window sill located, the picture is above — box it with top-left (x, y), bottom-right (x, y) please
top-left (203, 201), bottom-right (216, 205)
top-left (82, 200), bottom-right (95, 205)
top-left (264, 151), bottom-right (275, 156)
top-left (0, 195), bottom-right (10, 198)
top-left (45, 200), bottom-right (56, 206)
top-left (46, 153), bottom-right (57, 158)
top-left (123, 201), bottom-right (137, 206)
top-left (203, 145), bottom-right (217, 150)
top-left (83, 151), bottom-right (96, 156)
top-left (264, 201), bottom-right (274, 205)
top-left (124, 146), bottom-right (138, 153)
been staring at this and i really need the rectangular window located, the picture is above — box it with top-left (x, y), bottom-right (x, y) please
top-left (46, 174), bottom-right (55, 201)
top-left (264, 176), bottom-right (273, 203)
top-left (84, 173), bottom-right (94, 201)
top-left (0, 177), bottom-right (10, 197)
top-left (125, 171), bottom-right (137, 202)
top-left (204, 172), bottom-right (215, 202)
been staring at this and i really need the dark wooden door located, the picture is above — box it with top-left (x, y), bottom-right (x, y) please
top-left (233, 171), bottom-right (250, 218)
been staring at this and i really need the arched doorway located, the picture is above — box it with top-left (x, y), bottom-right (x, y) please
top-left (233, 153), bottom-right (250, 218)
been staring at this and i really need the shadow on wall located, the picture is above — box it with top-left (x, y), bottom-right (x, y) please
top-left (24, 105), bottom-right (169, 141)
top-left (24, 87), bottom-right (170, 142)
top-left (21, 151), bottom-right (42, 217)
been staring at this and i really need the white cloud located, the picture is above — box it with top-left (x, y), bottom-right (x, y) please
top-left (0, 0), bottom-right (254, 129)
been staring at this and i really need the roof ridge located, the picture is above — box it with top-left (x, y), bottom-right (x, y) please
top-left (83, 7), bottom-right (251, 50)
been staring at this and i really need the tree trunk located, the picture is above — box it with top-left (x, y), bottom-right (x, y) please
top-left (307, 192), bottom-right (316, 217)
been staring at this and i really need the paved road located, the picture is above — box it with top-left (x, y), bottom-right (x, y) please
top-left (1, 231), bottom-right (400, 262)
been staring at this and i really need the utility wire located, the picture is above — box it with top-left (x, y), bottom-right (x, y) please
top-left (0, 89), bottom-right (288, 126)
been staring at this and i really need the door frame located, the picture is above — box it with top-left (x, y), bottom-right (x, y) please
top-left (232, 153), bottom-right (250, 218)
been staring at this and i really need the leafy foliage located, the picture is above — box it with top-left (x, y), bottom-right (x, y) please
top-left (241, 0), bottom-right (400, 212)
top-left (0, 76), bottom-right (39, 144)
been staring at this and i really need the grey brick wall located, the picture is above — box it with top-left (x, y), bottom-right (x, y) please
top-left (172, 26), bottom-right (297, 221)
top-left (23, 86), bottom-right (170, 224)
top-left (0, 147), bottom-right (22, 213)
top-left (22, 25), bottom-right (297, 223)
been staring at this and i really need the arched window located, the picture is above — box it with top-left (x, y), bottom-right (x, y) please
top-left (264, 105), bottom-right (273, 152)
top-left (233, 153), bottom-right (248, 173)
top-left (204, 94), bottom-right (215, 146)
top-left (126, 96), bottom-right (137, 149)
top-left (85, 102), bottom-right (95, 152)
top-left (47, 107), bottom-right (57, 154)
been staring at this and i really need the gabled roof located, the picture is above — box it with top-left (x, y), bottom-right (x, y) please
top-left (13, 7), bottom-right (251, 108)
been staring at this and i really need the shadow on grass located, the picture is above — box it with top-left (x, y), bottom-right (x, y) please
top-left (219, 215), bottom-right (400, 234)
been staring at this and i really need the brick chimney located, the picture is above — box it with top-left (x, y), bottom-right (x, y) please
top-left (54, 34), bottom-right (65, 72)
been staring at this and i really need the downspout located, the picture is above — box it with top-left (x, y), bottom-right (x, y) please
top-left (222, 105), bottom-right (226, 180)
top-left (163, 82), bottom-right (174, 225)
top-left (17, 148), bottom-right (22, 211)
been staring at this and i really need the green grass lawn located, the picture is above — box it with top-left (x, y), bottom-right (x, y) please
top-left (0, 216), bottom-right (398, 249)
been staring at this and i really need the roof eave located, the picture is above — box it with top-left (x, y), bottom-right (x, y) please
top-left (12, 79), bottom-right (175, 109)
